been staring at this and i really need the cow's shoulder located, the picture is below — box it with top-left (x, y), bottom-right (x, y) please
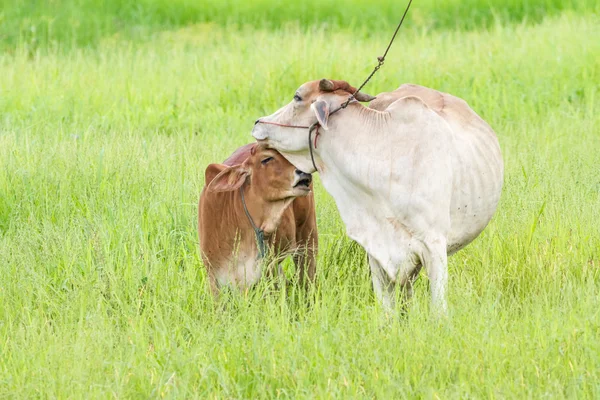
top-left (394, 84), bottom-right (446, 112)
top-left (370, 84), bottom-right (441, 112)
top-left (373, 84), bottom-right (479, 126)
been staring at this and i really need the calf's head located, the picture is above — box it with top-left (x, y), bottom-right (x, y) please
top-left (252, 79), bottom-right (375, 159)
top-left (206, 144), bottom-right (312, 200)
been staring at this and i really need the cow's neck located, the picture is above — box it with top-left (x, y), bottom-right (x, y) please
top-left (312, 104), bottom-right (391, 243)
top-left (318, 104), bottom-right (389, 182)
top-left (241, 184), bottom-right (294, 236)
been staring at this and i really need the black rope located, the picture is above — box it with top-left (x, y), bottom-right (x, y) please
top-left (379, 0), bottom-right (414, 64)
top-left (339, 0), bottom-right (414, 110)
top-left (308, 123), bottom-right (320, 172)
top-left (239, 183), bottom-right (267, 259)
top-left (262, 0), bottom-right (414, 173)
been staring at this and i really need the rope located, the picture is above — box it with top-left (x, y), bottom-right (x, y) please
top-left (255, 0), bottom-right (414, 173)
top-left (339, 0), bottom-right (414, 110)
top-left (308, 123), bottom-right (320, 172)
top-left (239, 183), bottom-right (267, 259)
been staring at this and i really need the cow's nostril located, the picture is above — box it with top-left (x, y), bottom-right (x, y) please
top-left (294, 170), bottom-right (312, 188)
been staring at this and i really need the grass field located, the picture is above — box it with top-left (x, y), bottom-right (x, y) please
top-left (1, 0), bottom-right (599, 397)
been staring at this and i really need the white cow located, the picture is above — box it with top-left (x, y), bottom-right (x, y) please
top-left (252, 79), bottom-right (503, 312)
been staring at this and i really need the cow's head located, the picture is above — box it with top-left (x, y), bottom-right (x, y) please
top-left (252, 79), bottom-right (375, 161)
top-left (206, 144), bottom-right (312, 200)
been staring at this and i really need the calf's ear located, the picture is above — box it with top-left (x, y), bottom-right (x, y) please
top-left (311, 99), bottom-right (330, 130)
top-left (206, 164), bottom-right (250, 192)
top-left (205, 163), bottom-right (227, 185)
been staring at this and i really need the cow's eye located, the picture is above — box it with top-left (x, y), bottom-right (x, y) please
top-left (293, 93), bottom-right (302, 102)
top-left (261, 157), bottom-right (274, 165)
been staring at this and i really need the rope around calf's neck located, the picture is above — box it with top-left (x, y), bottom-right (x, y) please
top-left (239, 183), bottom-right (267, 259)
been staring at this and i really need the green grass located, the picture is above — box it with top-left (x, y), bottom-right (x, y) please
top-left (1, 1), bottom-right (600, 398)
top-left (2, 0), bottom-right (599, 51)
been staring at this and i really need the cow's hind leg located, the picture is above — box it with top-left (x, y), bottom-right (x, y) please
top-left (368, 255), bottom-right (396, 310)
top-left (400, 264), bottom-right (421, 311)
top-left (369, 251), bottom-right (421, 313)
top-left (421, 237), bottom-right (448, 314)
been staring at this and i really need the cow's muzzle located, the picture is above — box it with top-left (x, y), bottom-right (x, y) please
top-left (293, 170), bottom-right (312, 189)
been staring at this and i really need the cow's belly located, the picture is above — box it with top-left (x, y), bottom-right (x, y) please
top-left (321, 133), bottom-right (503, 274)
top-left (446, 185), bottom-right (502, 254)
top-left (446, 127), bottom-right (504, 253)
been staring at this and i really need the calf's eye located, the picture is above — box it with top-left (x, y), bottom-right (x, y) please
top-left (293, 94), bottom-right (302, 102)
top-left (261, 157), bottom-right (274, 165)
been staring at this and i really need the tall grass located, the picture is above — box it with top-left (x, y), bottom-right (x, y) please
top-left (0, 2), bottom-right (599, 398)
top-left (2, 0), bottom-right (599, 51)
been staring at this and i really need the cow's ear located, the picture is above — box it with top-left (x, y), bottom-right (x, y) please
top-left (311, 99), bottom-right (329, 130)
top-left (206, 164), bottom-right (250, 192)
top-left (205, 163), bottom-right (227, 185)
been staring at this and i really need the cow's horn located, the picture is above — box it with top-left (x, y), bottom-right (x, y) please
top-left (319, 79), bottom-right (335, 92)
top-left (354, 91), bottom-right (376, 102)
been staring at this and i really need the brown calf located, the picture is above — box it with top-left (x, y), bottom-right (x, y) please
top-left (198, 143), bottom-right (318, 295)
